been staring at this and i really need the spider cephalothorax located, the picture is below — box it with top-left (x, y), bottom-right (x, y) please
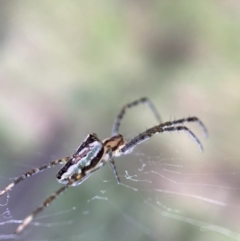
top-left (0, 97), bottom-right (207, 235)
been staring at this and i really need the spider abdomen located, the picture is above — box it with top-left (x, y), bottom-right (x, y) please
top-left (56, 134), bottom-right (104, 185)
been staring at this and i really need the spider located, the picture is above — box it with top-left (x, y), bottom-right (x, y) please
top-left (0, 97), bottom-right (207, 235)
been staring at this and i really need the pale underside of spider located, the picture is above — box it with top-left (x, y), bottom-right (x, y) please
top-left (0, 97), bottom-right (207, 235)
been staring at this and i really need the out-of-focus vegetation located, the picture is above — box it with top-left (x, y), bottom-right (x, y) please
top-left (0, 1), bottom-right (240, 241)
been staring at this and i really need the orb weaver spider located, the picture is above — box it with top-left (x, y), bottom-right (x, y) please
top-left (0, 97), bottom-right (207, 234)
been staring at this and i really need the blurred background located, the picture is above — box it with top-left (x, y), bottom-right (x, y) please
top-left (0, 0), bottom-right (240, 240)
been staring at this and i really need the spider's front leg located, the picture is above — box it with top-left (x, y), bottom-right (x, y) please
top-left (112, 97), bottom-right (161, 136)
top-left (160, 117), bottom-right (208, 138)
top-left (120, 124), bottom-right (205, 154)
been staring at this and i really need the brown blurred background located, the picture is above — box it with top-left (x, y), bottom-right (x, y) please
top-left (0, 1), bottom-right (240, 240)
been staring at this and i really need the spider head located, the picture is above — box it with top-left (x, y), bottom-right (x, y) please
top-left (102, 134), bottom-right (125, 157)
top-left (56, 133), bottom-right (104, 185)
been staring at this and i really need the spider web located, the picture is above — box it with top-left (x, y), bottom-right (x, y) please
top-left (0, 140), bottom-right (239, 241)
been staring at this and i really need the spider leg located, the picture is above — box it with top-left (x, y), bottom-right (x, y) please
top-left (14, 161), bottom-right (110, 234)
top-left (14, 173), bottom-right (83, 234)
top-left (0, 157), bottom-right (69, 197)
top-left (159, 117), bottom-right (208, 138)
top-left (107, 147), bottom-right (121, 184)
top-left (112, 97), bottom-right (161, 136)
top-left (120, 125), bottom-right (204, 154)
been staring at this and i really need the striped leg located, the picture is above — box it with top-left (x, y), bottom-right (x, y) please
top-left (107, 147), bottom-right (121, 184)
top-left (15, 162), bottom-right (110, 234)
top-left (14, 177), bottom-right (73, 234)
top-left (159, 117), bottom-right (208, 138)
top-left (0, 157), bottom-right (69, 197)
top-left (112, 97), bottom-right (161, 136)
top-left (120, 125), bottom-right (204, 154)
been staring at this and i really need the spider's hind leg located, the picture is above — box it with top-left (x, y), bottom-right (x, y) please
top-left (112, 97), bottom-right (161, 136)
top-left (0, 157), bottom-right (69, 197)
